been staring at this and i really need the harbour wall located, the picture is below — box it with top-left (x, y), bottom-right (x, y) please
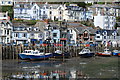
top-left (0, 44), bottom-right (120, 60)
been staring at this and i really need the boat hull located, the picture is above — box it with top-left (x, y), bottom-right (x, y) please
top-left (112, 52), bottom-right (120, 56)
top-left (118, 53), bottom-right (120, 57)
top-left (29, 53), bottom-right (53, 60)
top-left (97, 53), bottom-right (111, 56)
top-left (52, 52), bottom-right (70, 58)
top-left (79, 53), bottom-right (95, 57)
top-left (19, 54), bottom-right (30, 60)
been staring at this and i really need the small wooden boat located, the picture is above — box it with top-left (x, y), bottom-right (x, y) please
top-left (112, 50), bottom-right (120, 56)
top-left (19, 49), bottom-right (52, 60)
top-left (78, 48), bottom-right (95, 57)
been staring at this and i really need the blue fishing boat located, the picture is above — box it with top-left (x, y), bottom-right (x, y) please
top-left (112, 50), bottom-right (120, 56)
top-left (78, 48), bottom-right (95, 57)
top-left (19, 50), bottom-right (34, 59)
top-left (19, 49), bottom-right (52, 60)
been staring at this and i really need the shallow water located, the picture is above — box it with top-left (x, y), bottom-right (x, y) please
top-left (2, 56), bottom-right (119, 79)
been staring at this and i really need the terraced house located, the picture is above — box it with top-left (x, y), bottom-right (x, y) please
top-left (0, 20), bottom-right (12, 44)
top-left (0, 12), bottom-right (12, 44)
top-left (12, 21), bottom-right (46, 44)
top-left (14, 2), bottom-right (92, 22)
top-left (0, 0), bottom-right (13, 6)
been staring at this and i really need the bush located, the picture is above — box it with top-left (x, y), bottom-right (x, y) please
top-left (0, 6), bottom-right (13, 20)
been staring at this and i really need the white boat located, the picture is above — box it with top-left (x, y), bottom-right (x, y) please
top-left (101, 48), bottom-right (112, 56)
top-left (79, 48), bottom-right (95, 57)
top-left (19, 49), bottom-right (52, 60)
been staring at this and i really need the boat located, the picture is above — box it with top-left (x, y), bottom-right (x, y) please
top-left (118, 53), bottom-right (120, 57)
top-left (100, 48), bottom-right (112, 56)
top-left (53, 50), bottom-right (70, 58)
top-left (112, 50), bottom-right (120, 56)
top-left (78, 48), bottom-right (95, 57)
top-left (19, 49), bottom-right (52, 60)
top-left (96, 52), bottom-right (102, 56)
top-left (18, 50), bottom-right (34, 60)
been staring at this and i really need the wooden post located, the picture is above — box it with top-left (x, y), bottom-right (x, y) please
top-left (0, 44), bottom-right (2, 80)
top-left (2, 46), bottom-right (4, 60)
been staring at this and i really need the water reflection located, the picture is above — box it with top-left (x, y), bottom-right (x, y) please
top-left (9, 69), bottom-right (88, 79)
top-left (19, 60), bottom-right (63, 67)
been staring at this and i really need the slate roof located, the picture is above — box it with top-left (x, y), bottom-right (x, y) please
top-left (0, 20), bottom-right (12, 26)
top-left (49, 4), bottom-right (62, 9)
top-left (14, 3), bottom-right (33, 9)
top-left (14, 3), bottom-right (62, 9)
top-left (90, 4), bottom-right (120, 8)
top-left (66, 6), bottom-right (83, 11)
top-left (49, 23), bottom-right (60, 29)
top-left (75, 27), bottom-right (97, 34)
top-left (13, 22), bottom-right (30, 27)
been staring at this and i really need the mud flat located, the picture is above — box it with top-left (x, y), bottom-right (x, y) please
top-left (2, 56), bottom-right (119, 79)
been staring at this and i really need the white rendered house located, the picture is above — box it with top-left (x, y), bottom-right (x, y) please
top-left (94, 11), bottom-right (116, 30)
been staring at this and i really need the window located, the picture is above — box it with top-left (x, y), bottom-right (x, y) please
top-left (59, 7), bottom-right (61, 10)
top-left (34, 6), bottom-right (36, 9)
top-left (31, 33), bottom-right (34, 36)
top-left (70, 34), bottom-right (73, 38)
top-left (7, 38), bottom-right (9, 43)
top-left (59, 16), bottom-right (62, 20)
top-left (8, 1), bottom-right (11, 4)
top-left (50, 7), bottom-right (52, 9)
top-left (43, 11), bottom-right (45, 14)
top-left (5, 30), bottom-right (7, 35)
top-left (71, 30), bottom-right (72, 33)
top-left (50, 11), bottom-right (52, 14)
top-left (96, 31), bottom-right (99, 34)
top-left (53, 33), bottom-right (57, 37)
top-left (38, 34), bottom-right (42, 38)
top-left (16, 33), bottom-right (18, 37)
top-left (23, 33), bottom-right (26, 37)
top-left (97, 36), bottom-right (100, 38)
top-left (104, 36), bottom-right (106, 39)
top-left (83, 31), bottom-right (88, 38)
top-left (59, 11), bottom-right (62, 14)
top-left (103, 31), bottom-right (107, 35)
top-left (4, 15), bottom-right (6, 17)
top-left (2, 1), bottom-right (4, 4)
top-left (7, 30), bottom-right (9, 35)
top-left (114, 36), bottom-right (116, 39)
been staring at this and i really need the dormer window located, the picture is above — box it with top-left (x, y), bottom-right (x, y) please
top-left (112, 31), bottom-right (116, 36)
top-left (4, 15), bottom-right (6, 17)
top-left (103, 31), bottom-right (107, 35)
top-left (59, 7), bottom-right (61, 10)
top-left (96, 31), bottom-right (99, 34)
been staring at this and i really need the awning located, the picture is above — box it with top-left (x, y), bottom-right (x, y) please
top-left (31, 39), bottom-right (37, 42)
top-left (60, 38), bottom-right (67, 40)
